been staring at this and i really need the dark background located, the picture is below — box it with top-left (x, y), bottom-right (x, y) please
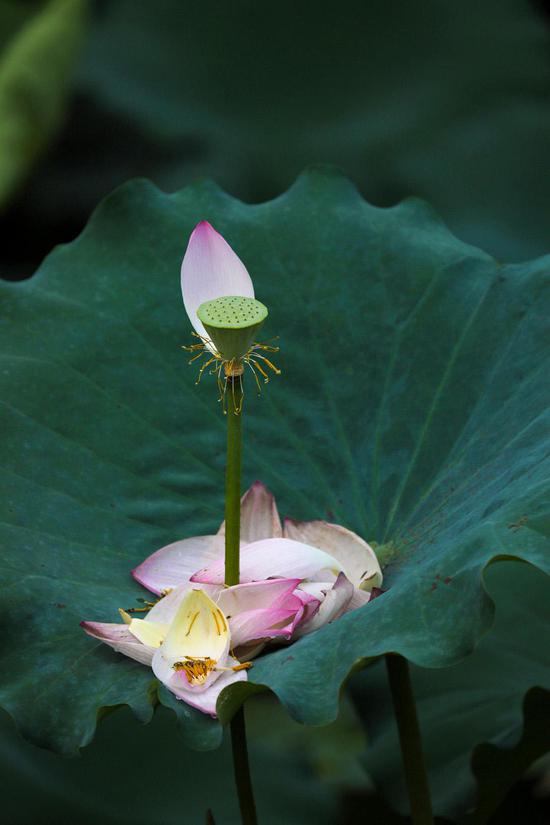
top-left (1, 1), bottom-right (549, 822)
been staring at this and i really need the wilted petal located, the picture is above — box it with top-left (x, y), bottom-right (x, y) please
top-left (345, 588), bottom-right (371, 613)
top-left (80, 621), bottom-right (155, 666)
top-left (132, 535), bottom-right (226, 595)
top-left (293, 573), bottom-right (354, 638)
top-left (155, 654), bottom-right (247, 716)
top-left (284, 519), bottom-right (383, 590)
top-left (191, 537), bottom-right (342, 585)
top-left (181, 221), bottom-right (254, 340)
top-left (217, 578), bottom-right (300, 616)
top-left (218, 481), bottom-right (282, 542)
top-left (154, 588), bottom-right (230, 695)
top-left (229, 605), bottom-right (301, 647)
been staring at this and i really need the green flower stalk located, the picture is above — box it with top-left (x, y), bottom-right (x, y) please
top-left (180, 220), bottom-right (276, 823)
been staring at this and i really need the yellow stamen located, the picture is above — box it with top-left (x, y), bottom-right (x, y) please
top-left (185, 611), bottom-right (200, 636)
top-left (173, 656), bottom-right (217, 685)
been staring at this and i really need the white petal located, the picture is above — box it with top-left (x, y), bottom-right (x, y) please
top-left (293, 573), bottom-right (354, 638)
top-left (284, 518), bottom-right (383, 590)
top-left (191, 537), bottom-right (342, 584)
top-left (157, 654), bottom-right (248, 716)
top-left (181, 221), bottom-right (254, 339)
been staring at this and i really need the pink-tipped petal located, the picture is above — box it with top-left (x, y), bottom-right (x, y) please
top-left (218, 481), bottom-right (282, 542)
top-left (284, 519), bottom-right (383, 590)
top-left (191, 537), bottom-right (342, 585)
top-left (181, 221), bottom-right (254, 339)
top-left (217, 578), bottom-right (300, 617)
top-left (153, 649), bottom-right (247, 716)
top-left (293, 573), bottom-right (354, 638)
top-left (132, 535), bottom-right (225, 595)
top-left (80, 621), bottom-right (154, 666)
top-left (229, 606), bottom-right (300, 647)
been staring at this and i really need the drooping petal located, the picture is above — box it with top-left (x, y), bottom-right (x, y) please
top-left (216, 578), bottom-right (300, 616)
top-left (228, 605), bottom-right (301, 647)
top-left (153, 652), bottom-right (247, 716)
top-left (181, 221), bottom-right (254, 339)
top-left (80, 621), bottom-right (155, 666)
top-left (132, 535), bottom-right (226, 595)
top-left (284, 518), bottom-right (383, 590)
top-left (293, 573), bottom-right (354, 638)
top-left (218, 481), bottom-right (282, 542)
top-left (191, 537), bottom-right (342, 585)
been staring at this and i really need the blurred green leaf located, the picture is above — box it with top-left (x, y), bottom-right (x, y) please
top-left (0, 168), bottom-right (548, 757)
top-left (350, 561), bottom-right (550, 821)
top-left (0, 0), bottom-right (86, 206)
top-left (467, 686), bottom-right (550, 824)
top-left (69, 0), bottom-right (550, 260)
top-left (0, 700), bottom-right (341, 824)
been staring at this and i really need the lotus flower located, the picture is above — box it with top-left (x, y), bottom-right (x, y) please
top-left (82, 482), bottom-right (382, 714)
top-left (82, 576), bottom-right (312, 715)
top-left (133, 481), bottom-right (382, 639)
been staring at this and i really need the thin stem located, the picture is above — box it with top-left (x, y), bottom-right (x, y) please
top-left (225, 376), bottom-right (242, 587)
top-left (230, 707), bottom-right (257, 825)
top-left (224, 376), bottom-right (258, 825)
top-left (385, 654), bottom-right (434, 825)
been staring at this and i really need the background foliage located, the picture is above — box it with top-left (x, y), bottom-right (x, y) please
top-left (1, 1), bottom-right (549, 822)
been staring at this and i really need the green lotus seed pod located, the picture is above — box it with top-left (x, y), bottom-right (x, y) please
top-left (197, 295), bottom-right (268, 361)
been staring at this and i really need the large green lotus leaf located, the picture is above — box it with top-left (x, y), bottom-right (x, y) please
top-left (1, 168), bottom-right (549, 754)
top-left (350, 561), bottom-right (550, 821)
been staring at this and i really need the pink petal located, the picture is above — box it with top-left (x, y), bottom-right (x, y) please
top-left (284, 518), bottom-right (383, 590)
top-left (132, 534), bottom-right (225, 595)
top-left (80, 621), bottom-right (154, 666)
top-left (229, 606), bottom-right (300, 647)
top-left (181, 221), bottom-right (254, 339)
top-left (218, 481), bottom-right (282, 542)
top-left (293, 573), bottom-right (354, 638)
top-left (217, 577), bottom-right (300, 616)
top-left (153, 650), bottom-right (247, 716)
top-left (191, 537), bottom-right (341, 585)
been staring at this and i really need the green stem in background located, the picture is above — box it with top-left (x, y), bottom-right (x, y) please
top-left (385, 654), bottom-right (434, 825)
top-left (225, 375), bottom-right (258, 825)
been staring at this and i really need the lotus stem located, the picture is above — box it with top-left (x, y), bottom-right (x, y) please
top-left (385, 653), bottom-right (434, 825)
top-left (225, 375), bottom-right (258, 825)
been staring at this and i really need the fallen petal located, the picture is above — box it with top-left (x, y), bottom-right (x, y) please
top-left (284, 518), bottom-right (383, 590)
top-left (80, 621), bottom-right (155, 666)
top-left (132, 534), bottom-right (226, 595)
top-left (191, 537), bottom-right (341, 585)
top-left (293, 573), bottom-right (354, 638)
top-left (156, 653), bottom-right (247, 716)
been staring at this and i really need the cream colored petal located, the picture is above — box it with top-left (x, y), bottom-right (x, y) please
top-left (284, 518), bottom-right (383, 590)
